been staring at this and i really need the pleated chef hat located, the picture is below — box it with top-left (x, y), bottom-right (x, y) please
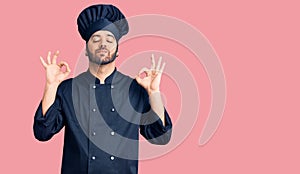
top-left (77, 4), bottom-right (129, 42)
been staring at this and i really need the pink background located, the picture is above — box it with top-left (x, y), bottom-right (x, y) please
top-left (1, 0), bottom-right (299, 173)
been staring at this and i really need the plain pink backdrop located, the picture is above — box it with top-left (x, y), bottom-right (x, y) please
top-left (1, 0), bottom-right (299, 173)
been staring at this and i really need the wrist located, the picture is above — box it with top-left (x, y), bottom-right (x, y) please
top-left (45, 82), bottom-right (59, 90)
top-left (148, 89), bottom-right (160, 96)
top-left (46, 80), bottom-right (60, 86)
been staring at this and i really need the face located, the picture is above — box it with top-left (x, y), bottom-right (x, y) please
top-left (86, 30), bottom-right (118, 65)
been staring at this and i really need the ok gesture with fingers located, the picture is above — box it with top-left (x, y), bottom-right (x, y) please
top-left (135, 54), bottom-right (166, 95)
top-left (40, 50), bottom-right (71, 85)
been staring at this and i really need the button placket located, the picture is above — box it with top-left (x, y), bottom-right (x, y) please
top-left (89, 84), bottom-right (98, 164)
top-left (90, 86), bottom-right (98, 138)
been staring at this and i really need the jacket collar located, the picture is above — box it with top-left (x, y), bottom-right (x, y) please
top-left (85, 67), bottom-right (117, 84)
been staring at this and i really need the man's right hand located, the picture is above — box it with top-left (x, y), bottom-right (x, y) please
top-left (39, 50), bottom-right (71, 115)
top-left (40, 50), bottom-right (71, 86)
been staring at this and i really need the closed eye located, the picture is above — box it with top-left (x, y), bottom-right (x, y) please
top-left (92, 36), bottom-right (101, 42)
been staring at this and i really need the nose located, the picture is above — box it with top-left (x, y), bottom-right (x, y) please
top-left (99, 43), bottom-right (107, 49)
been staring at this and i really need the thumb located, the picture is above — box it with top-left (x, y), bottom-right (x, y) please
top-left (135, 75), bottom-right (142, 84)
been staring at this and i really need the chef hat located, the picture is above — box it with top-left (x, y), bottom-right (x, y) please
top-left (77, 4), bottom-right (129, 42)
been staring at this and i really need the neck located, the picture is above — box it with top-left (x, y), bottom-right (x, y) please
top-left (89, 61), bottom-right (116, 84)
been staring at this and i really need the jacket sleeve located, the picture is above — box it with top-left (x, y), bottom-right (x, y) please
top-left (137, 81), bottom-right (172, 145)
top-left (140, 107), bottom-right (172, 145)
top-left (129, 79), bottom-right (172, 145)
top-left (33, 84), bottom-right (65, 141)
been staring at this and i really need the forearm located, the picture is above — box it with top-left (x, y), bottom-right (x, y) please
top-left (34, 100), bottom-right (64, 141)
top-left (148, 91), bottom-right (165, 126)
top-left (42, 83), bottom-right (59, 116)
top-left (34, 82), bottom-right (64, 141)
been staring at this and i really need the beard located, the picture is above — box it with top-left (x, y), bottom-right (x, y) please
top-left (87, 45), bottom-right (118, 65)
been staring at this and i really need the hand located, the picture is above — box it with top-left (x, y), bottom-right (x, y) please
top-left (40, 50), bottom-right (71, 86)
top-left (135, 54), bottom-right (166, 95)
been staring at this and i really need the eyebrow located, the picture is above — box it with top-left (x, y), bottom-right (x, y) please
top-left (106, 34), bottom-right (115, 39)
top-left (92, 34), bottom-right (115, 39)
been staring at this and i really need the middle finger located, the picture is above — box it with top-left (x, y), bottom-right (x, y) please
top-left (52, 50), bottom-right (59, 64)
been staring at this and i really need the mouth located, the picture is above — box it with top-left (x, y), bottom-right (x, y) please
top-left (96, 49), bottom-right (108, 54)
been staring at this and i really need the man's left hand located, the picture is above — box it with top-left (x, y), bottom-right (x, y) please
top-left (135, 54), bottom-right (166, 95)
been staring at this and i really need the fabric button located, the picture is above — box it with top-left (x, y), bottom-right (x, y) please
top-left (92, 108), bottom-right (96, 112)
top-left (92, 156), bottom-right (96, 160)
top-left (92, 85), bottom-right (96, 89)
top-left (110, 131), bottom-right (115, 136)
top-left (111, 108), bottom-right (115, 112)
top-left (110, 156), bottom-right (115, 160)
top-left (111, 85), bottom-right (114, 89)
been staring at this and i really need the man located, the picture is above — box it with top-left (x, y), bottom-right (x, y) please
top-left (33, 4), bottom-right (172, 174)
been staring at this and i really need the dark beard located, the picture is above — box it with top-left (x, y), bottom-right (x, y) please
top-left (87, 46), bottom-right (118, 65)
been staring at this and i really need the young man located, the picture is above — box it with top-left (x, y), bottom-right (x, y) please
top-left (33, 4), bottom-right (172, 174)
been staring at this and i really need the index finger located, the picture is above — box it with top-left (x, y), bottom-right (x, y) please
top-left (138, 67), bottom-right (150, 76)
